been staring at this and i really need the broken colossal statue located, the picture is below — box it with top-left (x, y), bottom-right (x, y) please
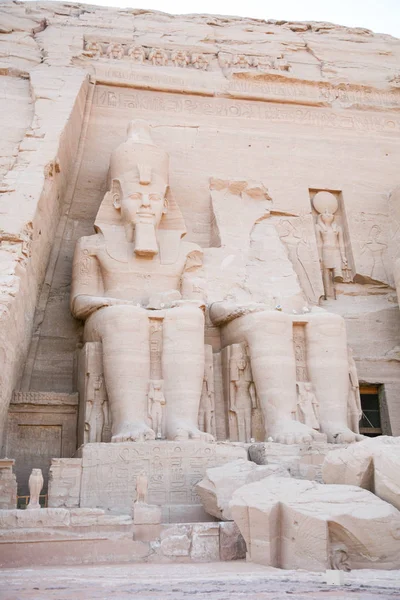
top-left (71, 119), bottom-right (363, 445)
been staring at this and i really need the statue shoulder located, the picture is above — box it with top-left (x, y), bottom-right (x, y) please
top-left (75, 233), bottom-right (103, 256)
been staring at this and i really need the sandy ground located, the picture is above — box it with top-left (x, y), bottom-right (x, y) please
top-left (1, 561), bottom-right (400, 600)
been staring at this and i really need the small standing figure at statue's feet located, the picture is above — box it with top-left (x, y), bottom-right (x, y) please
top-left (26, 468), bottom-right (44, 510)
top-left (135, 470), bottom-right (148, 504)
top-left (148, 380), bottom-right (166, 439)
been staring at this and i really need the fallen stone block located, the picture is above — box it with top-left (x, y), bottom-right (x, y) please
top-left (196, 459), bottom-right (289, 520)
top-left (322, 436), bottom-right (400, 510)
top-left (230, 476), bottom-right (400, 571)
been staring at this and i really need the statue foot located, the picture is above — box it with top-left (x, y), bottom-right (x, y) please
top-left (269, 420), bottom-right (321, 445)
top-left (111, 422), bottom-right (156, 443)
top-left (323, 425), bottom-right (364, 444)
top-left (172, 425), bottom-right (214, 442)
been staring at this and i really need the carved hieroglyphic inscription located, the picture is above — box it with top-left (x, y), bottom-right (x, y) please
top-left (80, 442), bottom-right (245, 514)
top-left (93, 87), bottom-right (400, 134)
top-left (293, 324), bottom-right (308, 382)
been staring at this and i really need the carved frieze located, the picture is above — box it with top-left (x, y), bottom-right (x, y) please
top-left (82, 40), bottom-right (290, 74)
top-left (218, 51), bottom-right (290, 72)
top-left (83, 40), bottom-right (211, 70)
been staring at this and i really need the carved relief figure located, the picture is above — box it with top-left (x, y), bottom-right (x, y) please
top-left (313, 191), bottom-right (348, 299)
top-left (347, 347), bottom-right (362, 434)
top-left (191, 53), bottom-right (209, 70)
top-left (171, 50), bottom-right (190, 68)
top-left (136, 470), bottom-right (148, 503)
top-left (296, 382), bottom-right (320, 430)
top-left (148, 379), bottom-right (166, 439)
top-left (127, 45), bottom-right (146, 63)
top-left (198, 345), bottom-right (215, 436)
top-left (360, 225), bottom-right (388, 283)
top-left (84, 41), bottom-right (102, 58)
top-left (85, 374), bottom-right (108, 443)
top-left (278, 219), bottom-right (316, 304)
top-left (27, 468), bottom-right (44, 510)
top-left (229, 344), bottom-right (256, 442)
top-left (149, 48), bottom-right (168, 66)
top-left (71, 120), bottom-right (212, 443)
top-left (106, 43), bottom-right (124, 60)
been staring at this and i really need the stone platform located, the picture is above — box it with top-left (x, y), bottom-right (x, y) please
top-left (0, 508), bottom-right (244, 568)
top-left (49, 442), bottom-right (247, 522)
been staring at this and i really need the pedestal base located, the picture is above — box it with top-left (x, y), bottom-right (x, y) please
top-left (79, 441), bottom-right (247, 520)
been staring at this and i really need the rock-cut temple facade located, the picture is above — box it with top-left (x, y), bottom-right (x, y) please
top-left (0, 1), bottom-right (400, 572)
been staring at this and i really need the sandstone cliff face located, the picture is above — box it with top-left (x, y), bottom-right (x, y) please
top-left (1, 2), bottom-right (400, 447)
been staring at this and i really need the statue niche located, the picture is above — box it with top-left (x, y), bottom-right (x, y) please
top-left (312, 191), bottom-right (350, 299)
top-left (71, 120), bottom-right (213, 443)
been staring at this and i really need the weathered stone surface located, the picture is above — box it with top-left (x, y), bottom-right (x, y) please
top-left (160, 534), bottom-right (191, 557)
top-left (230, 477), bottom-right (400, 571)
top-left (133, 503), bottom-right (162, 526)
top-left (196, 459), bottom-right (289, 520)
top-left (219, 521), bottom-right (246, 561)
top-left (0, 507), bottom-right (71, 529)
top-left (0, 460), bottom-right (17, 509)
top-left (249, 441), bottom-right (347, 482)
top-left (0, 0), bottom-right (400, 574)
top-left (322, 436), bottom-right (400, 510)
top-left (190, 523), bottom-right (220, 562)
top-left (48, 458), bottom-right (82, 508)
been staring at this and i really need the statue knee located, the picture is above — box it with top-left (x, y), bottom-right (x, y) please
top-left (167, 304), bottom-right (204, 330)
top-left (99, 305), bottom-right (148, 336)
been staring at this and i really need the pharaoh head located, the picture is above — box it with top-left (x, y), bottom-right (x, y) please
top-left (94, 120), bottom-right (186, 262)
top-left (109, 120), bottom-right (169, 255)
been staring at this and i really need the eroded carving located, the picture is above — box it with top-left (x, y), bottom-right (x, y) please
top-left (347, 347), bottom-right (362, 435)
top-left (106, 42), bottom-right (124, 60)
top-left (84, 41), bottom-right (102, 58)
top-left (277, 219), bottom-right (318, 304)
top-left (191, 53), bottom-right (209, 70)
top-left (360, 225), bottom-right (388, 283)
top-left (127, 45), bottom-right (146, 63)
top-left (198, 345), bottom-right (216, 437)
top-left (171, 50), bottom-right (190, 68)
top-left (149, 47), bottom-right (169, 66)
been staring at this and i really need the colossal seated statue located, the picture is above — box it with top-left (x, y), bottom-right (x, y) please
top-left (71, 119), bottom-right (363, 445)
top-left (71, 120), bottom-right (211, 442)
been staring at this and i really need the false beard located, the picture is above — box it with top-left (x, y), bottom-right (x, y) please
top-left (134, 219), bottom-right (159, 257)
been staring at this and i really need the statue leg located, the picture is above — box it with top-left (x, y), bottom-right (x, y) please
top-left (323, 267), bottom-right (335, 299)
top-left (236, 410), bottom-right (246, 442)
top-left (222, 310), bottom-right (320, 444)
top-left (84, 306), bottom-right (155, 442)
top-left (162, 305), bottom-right (213, 441)
top-left (305, 312), bottom-right (363, 443)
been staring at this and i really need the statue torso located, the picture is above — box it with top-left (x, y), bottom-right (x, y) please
top-left (87, 234), bottom-right (196, 305)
